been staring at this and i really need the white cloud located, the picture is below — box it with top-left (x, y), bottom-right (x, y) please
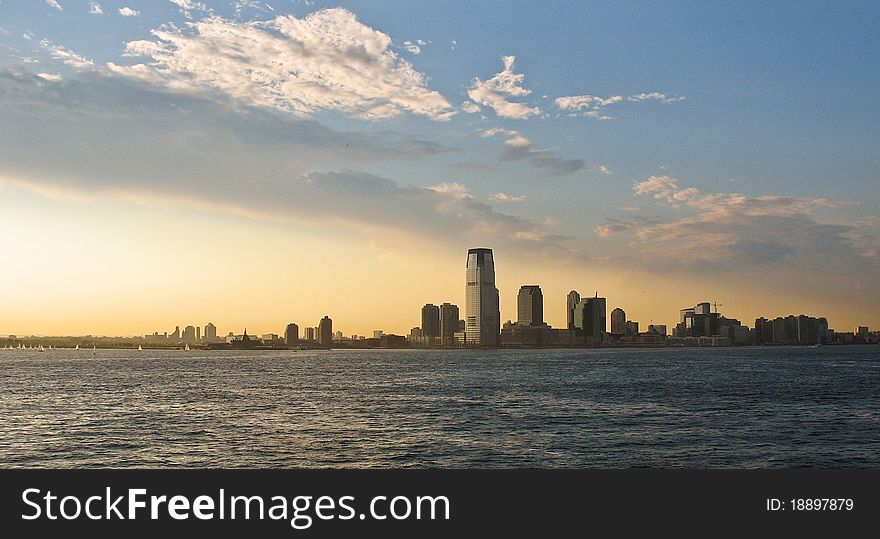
top-left (595, 175), bottom-right (876, 274)
top-left (40, 39), bottom-right (95, 69)
top-left (89, 1), bottom-right (102, 15)
top-left (402, 39), bottom-right (427, 55)
top-left (555, 91), bottom-right (685, 119)
top-left (429, 182), bottom-right (473, 200)
top-left (628, 92), bottom-right (686, 104)
top-left (118, 7), bottom-right (140, 17)
top-left (489, 192), bottom-right (527, 202)
top-left (596, 164), bottom-right (613, 175)
top-left (36, 72), bottom-right (63, 81)
top-left (467, 56), bottom-right (540, 119)
top-left (460, 100), bottom-right (481, 114)
top-left (45, 0), bottom-right (63, 11)
top-left (168, 0), bottom-right (209, 18)
top-left (450, 40), bottom-right (457, 50)
top-left (108, 9), bottom-right (456, 121)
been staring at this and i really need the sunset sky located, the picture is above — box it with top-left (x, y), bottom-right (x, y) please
top-left (1, 1), bottom-right (878, 336)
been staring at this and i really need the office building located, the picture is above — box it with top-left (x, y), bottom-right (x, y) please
top-left (573, 294), bottom-right (606, 344)
top-left (517, 285), bottom-right (543, 326)
top-left (421, 304), bottom-right (441, 346)
top-left (440, 303), bottom-right (460, 346)
top-left (610, 308), bottom-right (626, 335)
top-left (465, 248), bottom-right (500, 347)
top-left (318, 316), bottom-right (333, 346)
top-left (566, 290), bottom-right (581, 330)
top-left (204, 323), bottom-right (217, 343)
top-left (285, 323), bottom-right (299, 345)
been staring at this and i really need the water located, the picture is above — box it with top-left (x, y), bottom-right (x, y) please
top-left (0, 346), bottom-right (878, 468)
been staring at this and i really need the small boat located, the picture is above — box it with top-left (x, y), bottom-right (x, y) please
top-left (184, 342), bottom-right (190, 351)
top-left (138, 345), bottom-right (143, 351)
top-left (75, 344), bottom-right (80, 350)
top-left (92, 345), bottom-right (96, 355)
top-left (38, 345), bottom-right (44, 352)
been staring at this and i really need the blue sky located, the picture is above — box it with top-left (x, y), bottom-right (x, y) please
top-left (1, 1), bottom-right (878, 334)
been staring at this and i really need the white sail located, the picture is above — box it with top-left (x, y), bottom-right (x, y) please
top-left (138, 345), bottom-right (143, 351)
top-left (184, 342), bottom-right (190, 351)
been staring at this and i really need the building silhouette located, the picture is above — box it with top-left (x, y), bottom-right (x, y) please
top-left (610, 308), bottom-right (626, 335)
top-left (303, 327), bottom-right (316, 342)
top-left (182, 325), bottom-right (197, 344)
top-left (285, 323), bottom-right (299, 345)
top-left (318, 316), bottom-right (333, 346)
top-left (566, 290), bottom-right (581, 330)
top-left (517, 285), bottom-right (543, 326)
top-left (421, 304), bottom-right (440, 346)
top-left (204, 322), bottom-right (217, 343)
top-left (439, 303), bottom-right (460, 346)
top-left (465, 248), bottom-right (500, 347)
top-left (573, 294), bottom-right (606, 345)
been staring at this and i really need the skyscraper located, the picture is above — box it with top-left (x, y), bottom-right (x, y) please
top-left (318, 316), bottom-right (333, 346)
top-left (421, 304), bottom-right (441, 346)
top-left (574, 295), bottom-right (606, 344)
top-left (566, 290), bottom-right (581, 330)
top-left (465, 248), bottom-right (500, 347)
top-left (204, 322), bottom-right (217, 343)
top-left (610, 308), bottom-right (626, 335)
top-left (285, 323), bottom-right (299, 345)
top-left (439, 303), bottom-right (460, 346)
top-left (517, 285), bottom-right (543, 326)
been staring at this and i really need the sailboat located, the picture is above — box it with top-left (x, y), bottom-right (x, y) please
top-left (92, 345), bottom-right (97, 356)
top-left (184, 342), bottom-right (190, 351)
top-left (138, 345), bottom-right (143, 351)
top-left (75, 344), bottom-right (80, 350)
top-left (38, 345), bottom-right (44, 352)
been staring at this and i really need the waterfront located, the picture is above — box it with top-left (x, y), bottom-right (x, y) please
top-left (0, 346), bottom-right (877, 468)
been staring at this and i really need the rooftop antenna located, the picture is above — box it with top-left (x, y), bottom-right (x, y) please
top-left (713, 302), bottom-right (723, 314)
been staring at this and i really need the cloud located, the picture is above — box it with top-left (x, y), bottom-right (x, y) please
top-left (481, 128), bottom-right (585, 176)
top-left (89, 1), bottom-right (102, 15)
top-left (460, 100), bottom-right (481, 114)
top-left (45, 0), bottom-right (63, 11)
top-left (108, 9), bottom-right (456, 121)
top-left (39, 40), bottom-right (95, 69)
top-left (628, 92), bottom-right (686, 104)
top-left (596, 175), bottom-right (877, 274)
top-left (402, 39), bottom-right (427, 55)
top-left (489, 192), bottom-right (527, 203)
top-left (118, 7), bottom-right (140, 17)
top-left (0, 69), bottom-right (565, 254)
top-left (467, 56), bottom-right (540, 119)
top-left (555, 91), bottom-right (685, 119)
top-left (168, 0), bottom-right (209, 18)
top-left (596, 164), bottom-right (613, 175)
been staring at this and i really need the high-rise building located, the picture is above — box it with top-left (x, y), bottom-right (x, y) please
top-left (182, 325), bottom-right (197, 344)
top-left (303, 327), bottom-right (316, 341)
top-left (204, 322), bottom-right (217, 343)
top-left (573, 295), bottom-right (606, 344)
top-left (421, 304), bottom-right (441, 345)
top-left (285, 323), bottom-right (299, 345)
top-left (517, 285), bottom-right (543, 326)
top-left (318, 316), bottom-right (333, 346)
top-left (610, 308), bottom-right (627, 335)
top-left (439, 303), bottom-right (460, 346)
top-left (465, 248), bottom-right (500, 347)
top-left (566, 290), bottom-right (581, 330)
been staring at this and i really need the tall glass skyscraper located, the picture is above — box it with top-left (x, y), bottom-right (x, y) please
top-left (465, 248), bottom-right (500, 347)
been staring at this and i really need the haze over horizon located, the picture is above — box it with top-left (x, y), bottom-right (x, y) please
top-left (1, 1), bottom-right (878, 336)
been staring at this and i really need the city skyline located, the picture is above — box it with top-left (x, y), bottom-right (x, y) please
top-left (1, 1), bottom-right (879, 335)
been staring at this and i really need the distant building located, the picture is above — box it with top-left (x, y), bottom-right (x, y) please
top-left (182, 325), bottom-right (197, 344)
top-left (566, 290), bottom-right (581, 330)
top-left (372, 330), bottom-right (384, 339)
top-left (573, 294), bottom-right (606, 345)
top-left (204, 323), bottom-right (217, 343)
top-left (647, 324), bottom-right (667, 336)
top-left (303, 327), bottom-right (316, 341)
top-left (610, 308), bottom-right (626, 335)
top-left (465, 248), bottom-right (500, 347)
top-left (625, 320), bottom-right (639, 336)
top-left (517, 285), bottom-right (543, 326)
top-left (285, 323), bottom-right (299, 345)
top-left (421, 304), bottom-right (441, 346)
top-left (318, 316), bottom-right (333, 346)
top-left (439, 303), bottom-right (460, 346)
top-left (334, 331), bottom-right (343, 341)
top-left (170, 326), bottom-right (180, 341)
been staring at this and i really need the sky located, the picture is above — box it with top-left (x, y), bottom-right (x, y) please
top-left (1, 0), bottom-right (878, 336)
